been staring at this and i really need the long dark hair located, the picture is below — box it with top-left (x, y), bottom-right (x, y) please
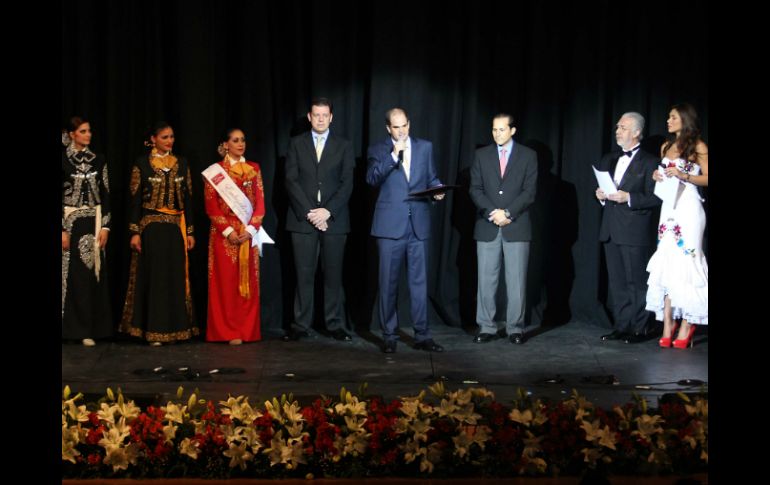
top-left (663, 103), bottom-right (701, 162)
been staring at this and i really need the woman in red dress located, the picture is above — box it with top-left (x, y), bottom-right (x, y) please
top-left (203, 129), bottom-right (265, 344)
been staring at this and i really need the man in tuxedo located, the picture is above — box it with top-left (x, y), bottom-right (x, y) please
top-left (595, 112), bottom-right (661, 344)
top-left (283, 97), bottom-right (355, 342)
top-left (366, 107), bottom-right (445, 353)
top-left (469, 113), bottom-right (538, 345)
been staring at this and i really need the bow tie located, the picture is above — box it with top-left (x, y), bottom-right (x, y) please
top-left (74, 151), bottom-right (92, 163)
top-left (622, 149), bottom-right (635, 158)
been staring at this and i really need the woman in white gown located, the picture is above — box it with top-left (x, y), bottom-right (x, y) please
top-left (646, 103), bottom-right (708, 348)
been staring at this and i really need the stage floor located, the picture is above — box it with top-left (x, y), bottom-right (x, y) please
top-left (62, 321), bottom-right (707, 409)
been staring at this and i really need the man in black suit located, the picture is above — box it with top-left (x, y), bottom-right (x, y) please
top-left (469, 113), bottom-right (537, 345)
top-left (283, 97), bottom-right (355, 341)
top-left (595, 112), bottom-right (661, 344)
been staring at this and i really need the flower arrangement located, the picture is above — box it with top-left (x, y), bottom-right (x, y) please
top-left (62, 383), bottom-right (707, 479)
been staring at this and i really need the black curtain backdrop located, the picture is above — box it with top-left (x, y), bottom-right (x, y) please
top-left (61, 0), bottom-right (708, 337)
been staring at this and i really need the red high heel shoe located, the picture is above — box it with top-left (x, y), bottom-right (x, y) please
top-left (673, 325), bottom-right (696, 349)
top-left (659, 322), bottom-right (680, 348)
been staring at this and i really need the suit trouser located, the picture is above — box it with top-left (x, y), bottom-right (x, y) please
top-left (476, 230), bottom-right (529, 335)
top-left (603, 240), bottom-right (651, 334)
top-left (290, 231), bottom-right (347, 332)
top-left (376, 219), bottom-right (431, 343)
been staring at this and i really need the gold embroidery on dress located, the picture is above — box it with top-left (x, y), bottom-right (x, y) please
top-left (120, 227), bottom-right (198, 341)
top-left (119, 251), bottom-right (140, 333)
top-left (208, 227), bottom-right (215, 280)
top-left (204, 181), bottom-right (217, 201)
top-left (223, 234), bottom-right (240, 263)
top-left (124, 327), bottom-right (200, 342)
top-left (147, 175), bottom-right (162, 208)
top-left (250, 168), bottom-right (264, 226)
top-left (210, 216), bottom-right (228, 226)
top-left (139, 214), bottom-right (181, 234)
top-left (130, 167), bottom-right (141, 196)
top-left (186, 168), bottom-right (193, 202)
top-left (146, 149), bottom-right (181, 211)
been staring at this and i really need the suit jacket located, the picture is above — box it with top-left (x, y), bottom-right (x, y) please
top-left (366, 137), bottom-right (441, 240)
top-left (597, 148), bottom-right (661, 246)
top-left (285, 131), bottom-right (355, 234)
top-left (469, 141), bottom-right (538, 242)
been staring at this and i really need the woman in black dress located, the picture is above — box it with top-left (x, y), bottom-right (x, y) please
top-left (61, 116), bottom-right (113, 346)
top-left (120, 121), bottom-right (198, 345)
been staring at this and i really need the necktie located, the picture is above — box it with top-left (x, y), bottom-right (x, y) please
top-left (499, 148), bottom-right (507, 176)
top-left (622, 149), bottom-right (634, 158)
top-left (315, 136), bottom-right (325, 161)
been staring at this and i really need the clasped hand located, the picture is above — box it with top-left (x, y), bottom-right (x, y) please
top-left (227, 232), bottom-right (251, 245)
top-left (307, 208), bottom-right (331, 232)
top-left (489, 209), bottom-right (511, 227)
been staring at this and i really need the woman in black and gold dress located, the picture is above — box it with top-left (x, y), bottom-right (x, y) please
top-left (120, 121), bottom-right (198, 345)
top-left (62, 116), bottom-right (113, 346)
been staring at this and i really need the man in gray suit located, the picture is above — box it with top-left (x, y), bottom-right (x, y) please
top-left (469, 113), bottom-right (537, 344)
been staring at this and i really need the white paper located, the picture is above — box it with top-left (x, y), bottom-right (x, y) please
top-left (653, 167), bottom-right (680, 202)
top-left (253, 226), bottom-right (274, 255)
top-left (592, 165), bottom-right (618, 195)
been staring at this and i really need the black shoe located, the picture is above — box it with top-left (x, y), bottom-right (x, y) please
top-left (600, 331), bottom-right (626, 341)
top-left (509, 333), bottom-right (525, 345)
top-left (624, 333), bottom-right (647, 344)
top-left (281, 330), bottom-right (309, 342)
top-left (414, 339), bottom-right (444, 352)
top-left (473, 333), bottom-right (498, 343)
top-left (331, 329), bottom-right (352, 341)
top-left (383, 340), bottom-right (397, 353)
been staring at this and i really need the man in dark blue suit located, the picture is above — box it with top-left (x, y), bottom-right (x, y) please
top-left (366, 108), bottom-right (445, 353)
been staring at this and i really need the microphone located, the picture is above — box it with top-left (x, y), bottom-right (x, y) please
top-left (393, 148), bottom-right (404, 170)
top-left (394, 136), bottom-right (405, 170)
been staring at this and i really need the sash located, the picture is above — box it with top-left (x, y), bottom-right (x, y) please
top-left (203, 162), bottom-right (274, 299)
top-left (202, 162), bottom-right (274, 254)
top-left (202, 162), bottom-right (255, 241)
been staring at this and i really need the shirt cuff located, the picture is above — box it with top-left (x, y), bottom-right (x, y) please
top-left (222, 227), bottom-right (234, 238)
top-left (627, 194), bottom-right (632, 207)
top-left (245, 225), bottom-right (258, 240)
